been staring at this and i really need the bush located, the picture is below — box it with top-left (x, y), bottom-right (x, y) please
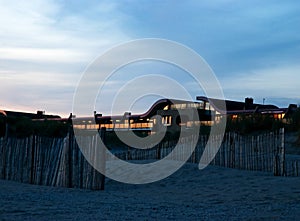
top-left (6, 116), bottom-right (69, 138)
top-left (0, 116), bottom-right (6, 137)
top-left (7, 116), bottom-right (34, 137)
top-left (226, 114), bottom-right (283, 134)
top-left (33, 120), bottom-right (69, 137)
top-left (292, 108), bottom-right (300, 131)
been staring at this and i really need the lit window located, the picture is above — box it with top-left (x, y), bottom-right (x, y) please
top-left (205, 103), bottom-right (210, 110)
top-left (232, 115), bottom-right (238, 119)
top-left (162, 116), bottom-right (172, 126)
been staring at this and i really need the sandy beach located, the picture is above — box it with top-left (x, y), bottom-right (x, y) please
top-left (1, 162), bottom-right (300, 221)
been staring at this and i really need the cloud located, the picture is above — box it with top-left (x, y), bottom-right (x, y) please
top-left (220, 65), bottom-right (300, 106)
top-left (124, 0), bottom-right (300, 75)
top-left (1, 0), bottom-right (299, 115)
top-left (0, 0), bottom-right (131, 116)
top-left (0, 0), bottom-right (128, 47)
top-left (0, 47), bottom-right (89, 63)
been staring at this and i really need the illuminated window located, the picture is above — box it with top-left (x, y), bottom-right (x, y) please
top-left (171, 104), bottom-right (182, 110)
top-left (186, 121), bottom-right (193, 127)
top-left (205, 103), bottom-right (210, 110)
top-left (194, 121), bottom-right (201, 126)
top-left (162, 116), bottom-right (172, 126)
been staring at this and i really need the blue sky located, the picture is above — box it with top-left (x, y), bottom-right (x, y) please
top-left (0, 0), bottom-right (299, 116)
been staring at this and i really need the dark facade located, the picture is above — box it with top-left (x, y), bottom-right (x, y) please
top-left (86, 96), bottom-right (295, 132)
top-left (196, 96), bottom-right (294, 121)
top-left (90, 98), bottom-right (213, 132)
top-left (2, 110), bottom-right (61, 120)
top-left (1, 96), bottom-right (296, 135)
top-left (196, 96), bottom-right (280, 113)
top-left (69, 98), bottom-right (213, 132)
top-left (0, 110), bottom-right (62, 137)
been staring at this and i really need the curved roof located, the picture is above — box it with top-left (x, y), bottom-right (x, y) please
top-left (139, 98), bottom-right (197, 118)
top-left (196, 96), bottom-right (279, 114)
top-left (95, 98), bottom-right (201, 122)
top-left (1, 110), bottom-right (60, 119)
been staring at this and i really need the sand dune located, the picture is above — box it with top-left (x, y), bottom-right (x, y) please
top-left (1, 162), bottom-right (300, 220)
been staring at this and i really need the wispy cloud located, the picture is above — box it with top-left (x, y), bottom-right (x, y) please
top-left (220, 65), bottom-right (300, 106)
top-left (0, 0), bottom-right (299, 115)
top-left (0, 0), bottom-right (131, 115)
top-left (0, 47), bottom-right (88, 63)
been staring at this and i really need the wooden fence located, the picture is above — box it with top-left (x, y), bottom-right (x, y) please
top-left (0, 128), bottom-right (298, 190)
top-left (113, 128), bottom-right (286, 176)
top-left (284, 156), bottom-right (300, 177)
top-left (0, 132), bottom-right (105, 190)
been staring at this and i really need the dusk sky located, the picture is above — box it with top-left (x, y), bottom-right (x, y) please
top-left (0, 0), bottom-right (299, 117)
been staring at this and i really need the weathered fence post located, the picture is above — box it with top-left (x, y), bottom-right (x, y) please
top-left (239, 135), bottom-right (243, 170)
top-left (156, 143), bottom-right (161, 160)
top-left (68, 130), bottom-right (74, 188)
top-left (294, 161), bottom-right (298, 176)
top-left (1, 136), bottom-right (7, 179)
top-left (99, 127), bottom-right (106, 190)
top-left (274, 152), bottom-right (279, 176)
top-left (30, 135), bottom-right (35, 184)
top-left (230, 133), bottom-right (235, 168)
top-left (273, 131), bottom-right (279, 176)
top-left (127, 146), bottom-right (131, 160)
top-left (273, 129), bottom-right (285, 176)
top-left (68, 128), bottom-right (73, 188)
top-left (60, 133), bottom-right (70, 188)
top-left (280, 128), bottom-right (285, 176)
